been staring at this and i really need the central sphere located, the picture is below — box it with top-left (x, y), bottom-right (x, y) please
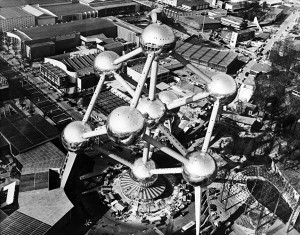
top-left (182, 151), bottom-right (217, 187)
top-left (131, 158), bottom-right (157, 181)
top-left (94, 51), bottom-right (122, 74)
top-left (61, 121), bottom-right (93, 152)
top-left (106, 106), bottom-right (146, 146)
top-left (137, 97), bottom-right (166, 129)
top-left (140, 23), bottom-right (176, 57)
top-left (206, 73), bottom-right (237, 104)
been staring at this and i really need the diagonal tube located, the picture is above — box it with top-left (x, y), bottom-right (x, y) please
top-left (95, 146), bottom-right (134, 169)
top-left (158, 124), bottom-right (188, 156)
top-left (142, 134), bottom-right (188, 165)
top-left (81, 126), bottom-right (107, 139)
top-left (130, 53), bottom-right (155, 108)
top-left (149, 59), bottom-right (158, 101)
top-left (171, 51), bottom-right (211, 84)
top-left (142, 128), bottom-right (151, 163)
top-left (113, 47), bottom-right (143, 65)
top-left (82, 74), bottom-right (105, 124)
top-left (167, 92), bottom-right (210, 110)
top-left (113, 72), bottom-right (135, 97)
top-left (202, 98), bottom-right (220, 152)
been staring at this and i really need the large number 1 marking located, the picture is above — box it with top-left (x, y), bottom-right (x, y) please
top-left (1, 181), bottom-right (16, 208)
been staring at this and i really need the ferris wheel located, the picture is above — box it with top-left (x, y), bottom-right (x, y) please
top-left (61, 17), bottom-right (237, 235)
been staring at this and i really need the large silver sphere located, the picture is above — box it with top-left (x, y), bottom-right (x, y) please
top-left (137, 97), bottom-right (166, 129)
top-left (131, 158), bottom-right (157, 182)
top-left (106, 106), bottom-right (146, 146)
top-left (206, 73), bottom-right (237, 104)
top-left (182, 151), bottom-right (217, 187)
top-left (158, 90), bottom-right (178, 105)
top-left (140, 22), bottom-right (176, 58)
top-left (61, 121), bottom-right (93, 152)
top-left (94, 51), bottom-right (122, 74)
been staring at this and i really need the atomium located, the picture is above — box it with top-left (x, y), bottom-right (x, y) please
top-left (94, 51), bottom-right (122, 74)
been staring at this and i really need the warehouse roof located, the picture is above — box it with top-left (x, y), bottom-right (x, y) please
top-left (25, 0), bottom-right (71, 5)
top-left (43, 3), bottom-right (95, 16)
top-left (0, 0), bottom-right (27, 8)
top-left (18, 18), bottom-right (116, 41)
top-left (0, 7), bottom-right (33, 19)
top-left (21, 5), bottom-right (57, 17)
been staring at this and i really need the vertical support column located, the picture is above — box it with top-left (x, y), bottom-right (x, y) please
top-left (202, 98), bottom-right (220, 153)
top-left (149, 59), bottom-right (158, 101)
top-left (195, 186), bottom-right (202, 235)
top-left (60, 152), bottom-right (77, 188)
top-left (206, 188), bottom-right (216, 230)
top-left (142, 128), bottom-right (151, 163)
top-left (82, 74), bottom-right (105, 123)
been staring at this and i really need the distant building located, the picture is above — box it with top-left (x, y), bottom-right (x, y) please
top-left (249, 62), bottom-right (272, 75)
top-left (221, 15), bottom-right (247, 30)
top-left (264, 0), bottom-right (283, 7)
top-left (263, 7), bottom-right (283, 23)
top-left (181, 0), bottom-right (209, 10)
top-left (87, 0), bottom-right (139, 17)
top-left (9, 18), bottom-right (117, 60)
top-left (21, 5), bottom-right (57, 26)
top-left (175, 41), bottom-right (238, 73)
top-left (225, 1), bottom-right (248, 11)
top-left (43, 2), bottom-right (98, 23)
top-left (179, 15), bottom-right (221, 30)
top-left (220, 28), bottom-right (255, 43)
top-left (157, 0), bottom-right (185, 7)
top-left (208, 8), bottom-right (227, 20)
top-left (0, 7), bottom-right (35, 32)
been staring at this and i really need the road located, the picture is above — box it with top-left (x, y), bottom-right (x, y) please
top-left (263, 9), bottom-right (299, 54)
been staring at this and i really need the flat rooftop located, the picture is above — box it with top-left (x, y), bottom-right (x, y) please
top-left (18, 18), bottom-right (116, 41)
top-left (43, 2), bottom-right (95, 16)
top-left (0, 7), bottom-right (32, 19)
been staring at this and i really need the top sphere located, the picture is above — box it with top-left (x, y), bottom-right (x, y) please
top-left (206, 73), bottom-right (237, 104)
top-left (106, 106), bottom-right (146, 146)
top-left (94, 51), bottom-right (122, 74)
top-left (140, 23), bottom-right (176, 57)
top-left (182, 151), bottom-right (217, 187)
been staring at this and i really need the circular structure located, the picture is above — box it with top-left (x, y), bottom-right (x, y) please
top-left (61, 121), bottom-right (93, 152)
top-left (140, 22), bottom-right (176, 57)
top-left (158, 90), bottom-right (178, 105)
top-left (94, 51), bottom-right (122, 74)
top-left (106, 106), bottom-right (146, 146)
top-left (137, 97), bottom-right (166, 129)
top-left (182, 151), bottom-right (217, 187)
top-left (206, 73), bottom-right (237, 104)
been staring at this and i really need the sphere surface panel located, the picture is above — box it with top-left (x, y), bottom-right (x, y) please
top-left (106, 106), bottom-right (145, 146)
top-left (61, 121), bottom-right (93, 152)
top-left (131, 158), bottom-right (156, 181)
top-left (182, 151), bottom-right (217, 187)
top-left (158, 90), bottom-right (179, 105)
top-left (94, 51), bottom-right (121, 73)
top-left (206, 73), bottom-right (237, 100)
top-left (137, 98), bottom-right (166, 128)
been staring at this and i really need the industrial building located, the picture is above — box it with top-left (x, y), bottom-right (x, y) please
top-left (220, 28), bottom-right (256, 43)
top-left (225, 1), bottom-right (248, 11)
top-left (179, 15), bottom-right (222, 30)
top-left (42, 2), bottom-right (98, 23)
top-left (175, 41), bottom-right (238, 72)
top-left (86, 0), bottom-right (139, 17)
top-left (21, 5), bottom-right (57, 26)
top-left (0, 7), bottom-right (35, 32)
top-left (181, 0), bottom-right (210, 10)
top-left (9, 18), bottom-right (117, 60)
top-left (221, 15), bottom-right (247, 30)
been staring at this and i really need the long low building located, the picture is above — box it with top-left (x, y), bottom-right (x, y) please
top-left (175, 41), bottom-right (238, 72)
top-left (9, 18), bottom-right (117, 60)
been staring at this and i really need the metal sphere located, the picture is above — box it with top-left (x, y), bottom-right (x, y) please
top-left (206, 73), bottom-right (237, 104)
top-left (140, 23), bottom-right (176, 57)
top-left (131, 158), bottom-right (157, 182)
top-left (182, 151), bottom-right (217, 187)
top-left (137, 97), bottom-right (166, 129)
top-left (61, 121), bottom-right (93, 152)
top-left (94, 51), bottom-right (122, 74)
top-left (158, 90), bottom-right (178, 105)
top-left (106, 106), bottom-right (146, 146)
